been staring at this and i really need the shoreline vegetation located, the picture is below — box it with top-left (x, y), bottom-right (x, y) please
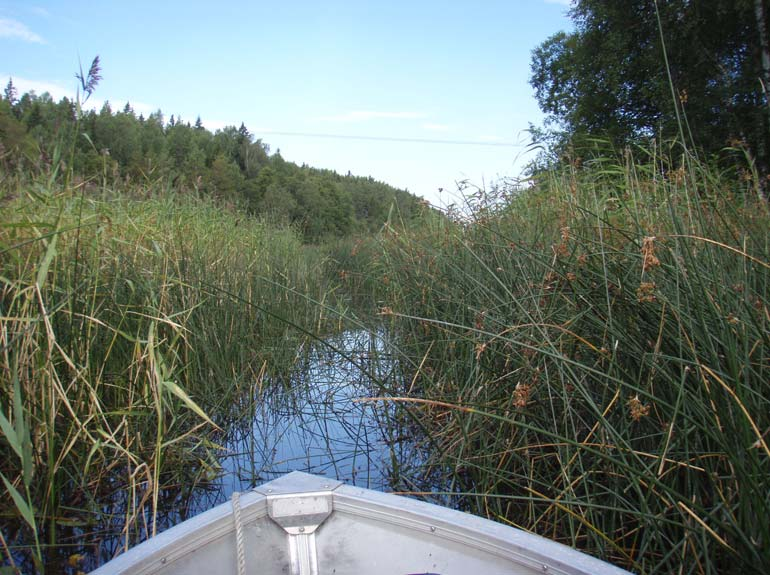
top-left (3, 1), bottom-right (770, 570)
top-left (0, 183), bottom-right (354, 572)
top-left (2, 134), bottom-right (768, 574)
top-left (367, 146), bottom-right (770, 573)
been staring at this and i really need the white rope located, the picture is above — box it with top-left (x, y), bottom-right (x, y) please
top-left (231, 491), bottom-right (246, 575)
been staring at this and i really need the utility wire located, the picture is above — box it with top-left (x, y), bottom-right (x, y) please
top-left (257, 130), bottom-right (526, 148)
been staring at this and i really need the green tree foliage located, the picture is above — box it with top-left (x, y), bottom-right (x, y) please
top-left (530, 0), bottom-right (770, 177)
top-left (0, 98), bottom-right (38, 171)
top-left (206, 153), bottom-right (244, 200)
top-left (4, 78), bottom-right (18, 107)
top-left (0, 89), bottom-right (427, 239)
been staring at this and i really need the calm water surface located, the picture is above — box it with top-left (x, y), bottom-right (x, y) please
top-left (217, 328), bottom-right (418, 494)
top-left (77, 329), bottom-right (425, 571)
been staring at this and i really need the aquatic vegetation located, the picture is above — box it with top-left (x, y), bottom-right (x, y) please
top-left (372, 146), bottom-right (770, 574)
top-left (0, 181), bottom-right (345, 571)
top-left (1, 141), bottom-right (768, 575)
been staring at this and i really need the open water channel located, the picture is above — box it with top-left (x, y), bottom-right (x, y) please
top-left (76, 329), bottom-right (429, 571)
top-left (217, 328), bottom-right (422, 493)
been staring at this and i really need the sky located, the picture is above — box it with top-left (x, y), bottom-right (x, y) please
top-left (1, 1), bottom-right (573, 206)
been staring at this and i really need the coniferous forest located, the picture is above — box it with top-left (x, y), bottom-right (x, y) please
top-left (0, 78), bottom-right (424, 241)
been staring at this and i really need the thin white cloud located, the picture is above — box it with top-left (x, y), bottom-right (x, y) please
top-left (202, 119), bottom-right (231, 132)
top-left (422, 123), bottom-right (451, 132)
top-left (1, 75), bottom-right (159, 121)
top-left (477, 135), bottom-right (504, 143)
top-left (1, 76), bottom-right (68, 99)
top-left (126, 101), bottom-right (156, 117)
top-left (30, 7), bottom-right (52, 18)
top-left (317, 110), bottom-right (426, 122)
top-left (0, 18), bottom-right (45, 44)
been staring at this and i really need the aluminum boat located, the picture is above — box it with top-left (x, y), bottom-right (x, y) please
top-left (91, 471), bottom-right (631, 575)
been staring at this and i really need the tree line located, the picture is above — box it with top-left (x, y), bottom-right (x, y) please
top-left (0, 84), bottom-right (425, 241)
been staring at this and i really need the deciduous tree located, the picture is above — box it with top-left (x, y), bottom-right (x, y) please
top-left (530, 0), bottom-right (770, 180)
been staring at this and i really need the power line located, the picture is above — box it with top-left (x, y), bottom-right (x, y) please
top-left (257, 130), bottom-right (527, 148)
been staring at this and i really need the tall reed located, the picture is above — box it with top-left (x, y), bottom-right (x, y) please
top-left (0, 180), bottom-right (341, 571)
top-left (372, 145), bottom-right (770, 574)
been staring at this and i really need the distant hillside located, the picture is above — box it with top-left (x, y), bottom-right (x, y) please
top-left (0, 88), bottom-right (426, 240)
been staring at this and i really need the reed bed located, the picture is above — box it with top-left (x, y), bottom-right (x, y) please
top-left (371, 148), bottom-right (770, 574)
top-left (0, 181), bottom-right (340, 571)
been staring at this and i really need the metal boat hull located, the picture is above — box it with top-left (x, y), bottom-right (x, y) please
top-left (91, 471), bottom-right (631, 575)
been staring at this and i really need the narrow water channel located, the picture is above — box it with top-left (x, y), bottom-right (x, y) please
top-left (217, 328), bottom-right (418, 494)
top-left (77, 329), bottom-right (425, 572)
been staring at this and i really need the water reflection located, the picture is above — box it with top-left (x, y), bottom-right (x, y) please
top-left (62, 329), bottom-right (424, 572)
top-left (217, 328), bottom-right (413, 496)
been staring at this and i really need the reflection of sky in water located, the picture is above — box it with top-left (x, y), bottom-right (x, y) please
top-left (29, 330), bottom-right (426, 572)
top-left (215, 329), bottom-right (417, 499)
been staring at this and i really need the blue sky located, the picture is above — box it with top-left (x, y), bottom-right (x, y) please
top-left (2, 1), bottom-right (572, 206)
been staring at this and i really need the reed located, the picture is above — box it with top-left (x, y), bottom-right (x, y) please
top-left (372, 145), bottom-right (770, 574)
top-left (0, 179), bottom-right (341, 571)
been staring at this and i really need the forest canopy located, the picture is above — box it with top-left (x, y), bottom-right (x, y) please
top-left (0, 83), bottom-right (426, 241)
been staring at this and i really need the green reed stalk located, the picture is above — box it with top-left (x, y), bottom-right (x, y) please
top-left (0, 179), bottom-right (343, 571)
top-left (372, 146), bottom-right (769, 574)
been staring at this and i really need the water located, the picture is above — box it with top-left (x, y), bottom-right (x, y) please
top-left (66, 329), bottom-right (425, 572)
top-left (217, 328), bottom-right (417, 495)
